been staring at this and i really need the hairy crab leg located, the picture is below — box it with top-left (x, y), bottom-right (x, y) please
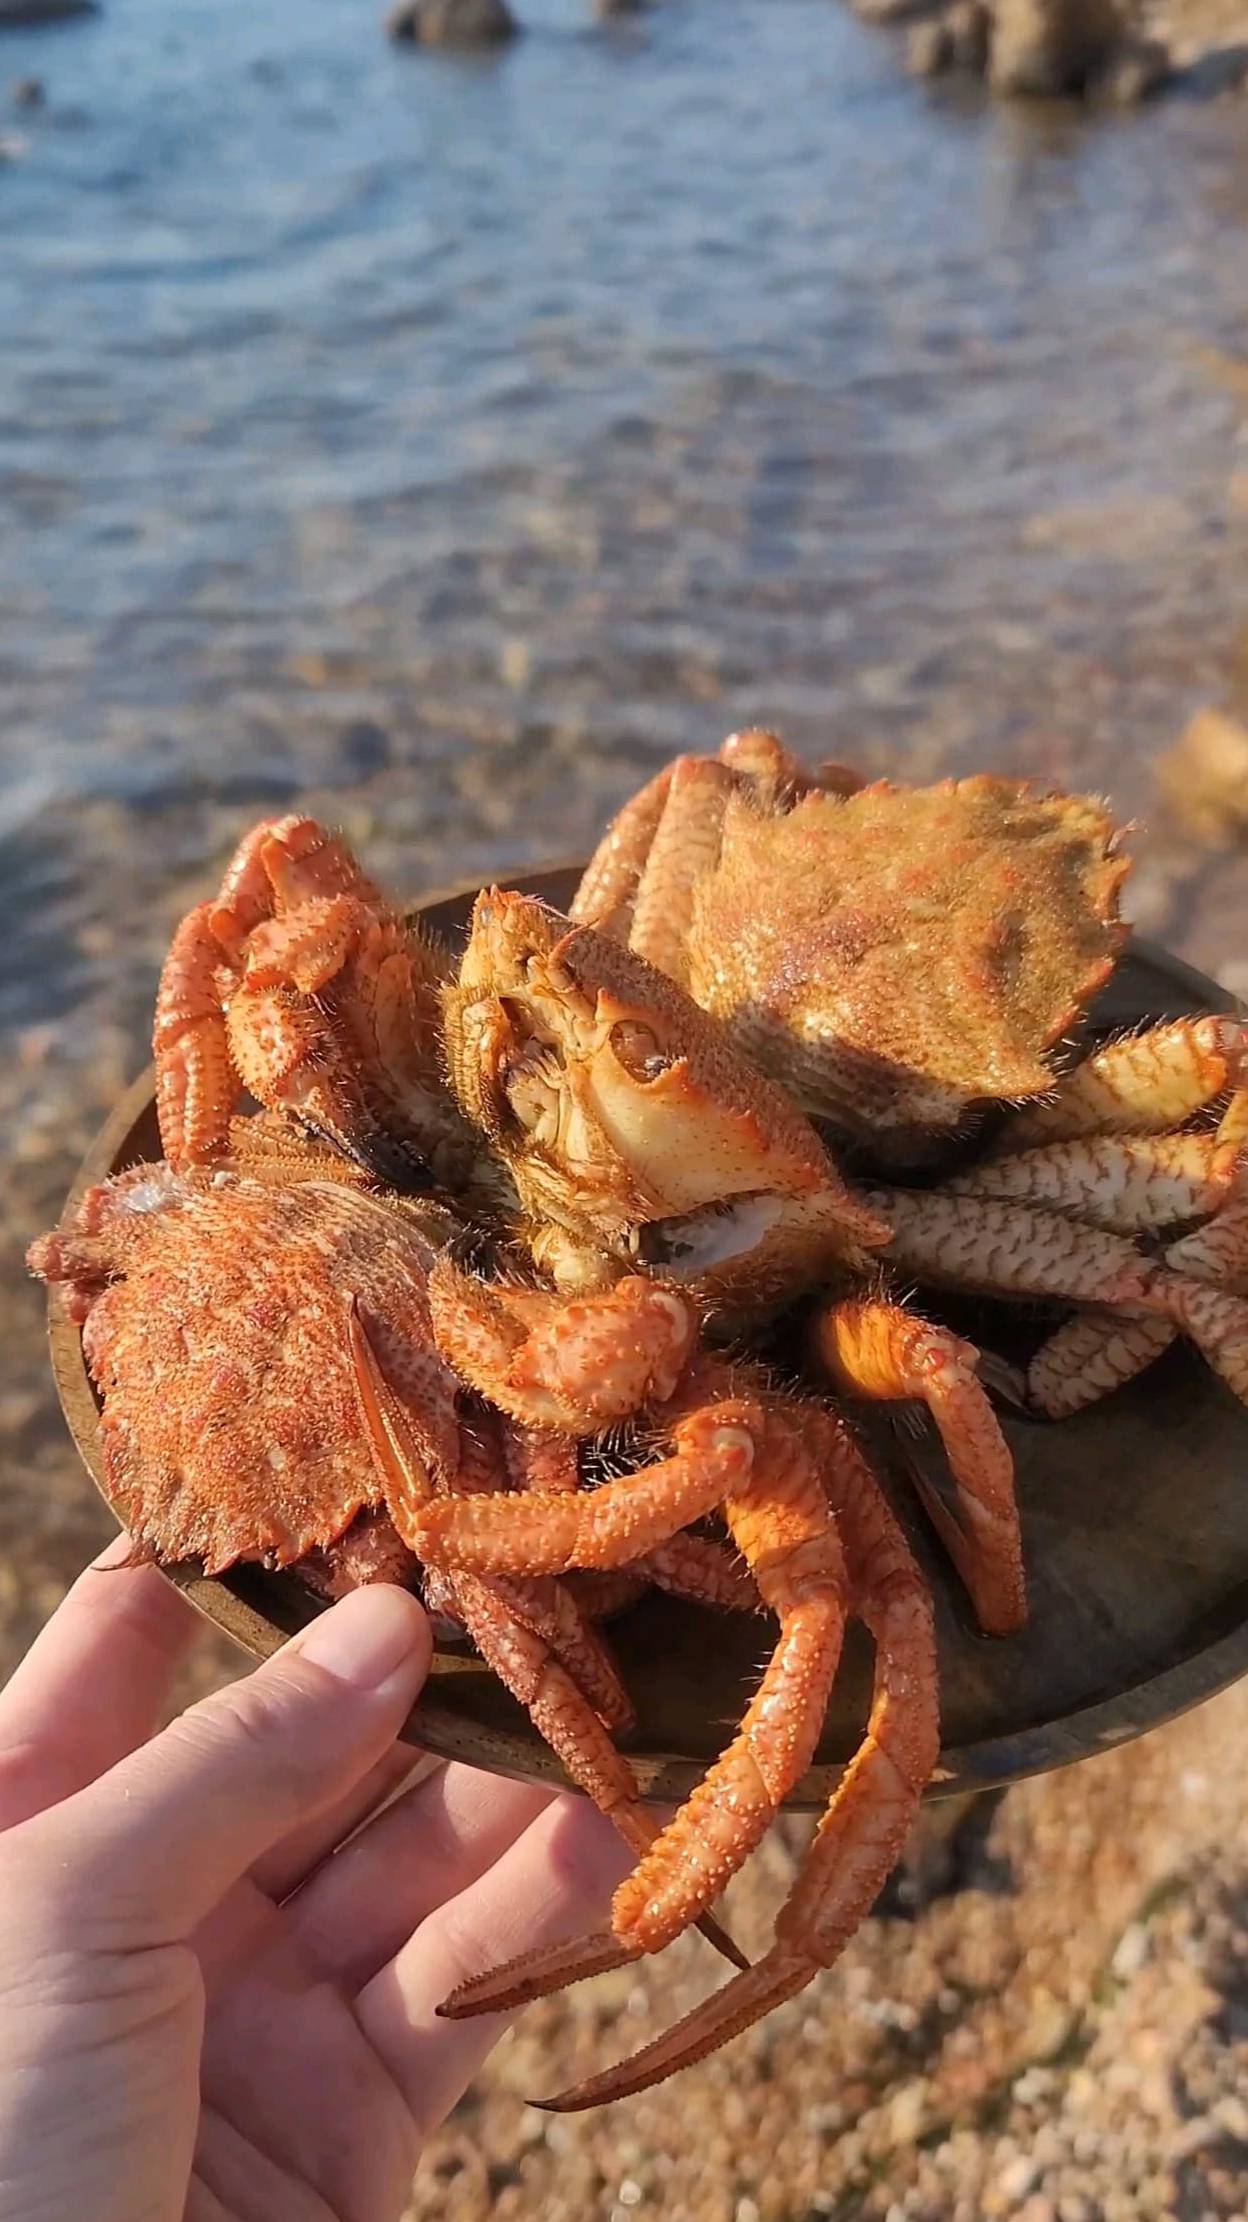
top-left (570, 762), bottom-right (678, 941)
top-left (348, 1309), bottom-right (749, 1973)
top-left (427, 1258), bottom-right (699, 1432)
top-left (564, 1538), bottom-right (758, 1620)
top-left (872, 1188), bottom-right (1248, 1409)
top-left (153, 904), bottom-right (238, 1167)
top-left (942, 1132), bottom-right (1244, 1236)
top-left (636, 1533), bottom-right (759, 1611)
top-left (809, 1297), bottom-right (1025, 1636)
top-left (439, 1391), bottom-right (851, 2029)
top-left (1026, 1113), bottom-right (1248, 1417)
top-left (500, 1422), bottom-right (580, 1494)
top-left (156, 815), bottom-right (382, 1168)
top-left (407, 1403), bottom-right (758, 1577)
top-left (625, 754), bottom-right (735, 983)
top-left (989, 1017), bottom-right (1246, 1153)
top-left (517, 1418), bottom-right (940, 2111)
top-left (452, 1416), bottom-right (637, 1738)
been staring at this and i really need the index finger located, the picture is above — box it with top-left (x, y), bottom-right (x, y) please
top-left (0, 1533), bottom-right (200, 1830)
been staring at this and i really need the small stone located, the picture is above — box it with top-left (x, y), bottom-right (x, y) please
top-left (596, 0), bottom-right (645, 15)
top-left (1110, 1922), bottom-right (1149, 1980)
top-left (907, 21), bottom-right (953, 75)
top-left (1213, 2093), bottom-right (1248, 2142)
top-left (338, 719), bottom-right (392, 777)
top-left (386, 0), bottom-right (517, 46)
top-left (1171, 2114), bottom-right (1222, 2161)
top-left (10, 75), bottom-right (42, 106)
top-left (996, 2156), bottom-right (1040, 2204)
top-left (1157, 706), bottom-right (1248, 845)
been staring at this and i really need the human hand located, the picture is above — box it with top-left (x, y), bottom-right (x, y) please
top-left (0, 1539), bottom-right (629, 2222)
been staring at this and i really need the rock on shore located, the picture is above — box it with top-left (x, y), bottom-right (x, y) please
top-left (857, 0), bottom-right (1248, 101)
top-left (386, 0), bottom-right (517, 47)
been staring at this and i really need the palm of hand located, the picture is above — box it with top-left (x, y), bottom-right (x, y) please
top-left (0, 1552), bottom-right (626, 2222)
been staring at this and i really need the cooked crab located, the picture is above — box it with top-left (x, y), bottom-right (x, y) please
top-left (153, 813), bottom-right (488, 1197)
top-left (444, 886), bottom-right (1045, 1636)
top-left (572, 735), bottom-right (1248, 1418)
top-left (351, 1300), bottom-right (938, 2110)
top-left (28, 1159), bottom-right (751, 1972)
top-left (571, 731), bottom-right (1130, 1157)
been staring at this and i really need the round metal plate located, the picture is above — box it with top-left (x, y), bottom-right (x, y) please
top-left (47, 866), bottom-right (1248, 1805)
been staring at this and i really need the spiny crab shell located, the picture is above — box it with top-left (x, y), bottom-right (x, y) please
top-left (578, 766), bottom-right (1131, 1154)
top-left (30, 1166), bottom-right (459, 1575)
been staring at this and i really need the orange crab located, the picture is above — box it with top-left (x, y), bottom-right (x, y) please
top-left (572, 733), bottom-right (1248, 1420)
top-left (29, 1146), bottom-right (752, 1977)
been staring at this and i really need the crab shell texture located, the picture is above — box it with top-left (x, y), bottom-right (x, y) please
top-left (633, 772), bottom-right (1129, 1152)
top-left (441, 887), bottom-right (888, 1309)
top-left (30, 1165), bottom-right (460, 1576)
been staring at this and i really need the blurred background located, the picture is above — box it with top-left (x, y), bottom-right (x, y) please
top-left (4, 0), bottom-right (1248, 2214)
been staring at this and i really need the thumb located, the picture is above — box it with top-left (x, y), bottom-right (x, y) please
top-left (29, 1585), bottom-right (431, 1943)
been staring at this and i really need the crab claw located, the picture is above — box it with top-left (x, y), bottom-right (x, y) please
top-left (426, 1254), bottom-right (699, 1432)
top-left (443, 889), bottom-right (888, 1314)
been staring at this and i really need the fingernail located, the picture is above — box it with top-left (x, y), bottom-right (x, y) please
top-left (290, 1585), bottom-right (428, 1694)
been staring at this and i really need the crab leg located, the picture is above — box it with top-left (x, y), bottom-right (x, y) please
top-left (156, 815), bottom-right (387, 1168)
top-left (350, 1308), bottom-right (749, 1974)
top-left (500, 1422), bottom-right (581, 1495)
top-left (873, 1187), bottom-right (1248, 1410)
top-left (625, 755), bottom-right (735, 982)
top-left (809, 1297), bottom-right (1024, 1635)
top-left (565, 1538), bottom-right (758, 1620)
top-left (867, 1187), bottom-right (1163, 1309)
top-left (452, 1414), bottom-right (637, 1737)
top-left (635, 1534), bottom-right (759, 1611)
top-left (1027, 1307), bottom-right (1175, 1419)
top-left (439, 1393), bottom-right (851, 2029)
top-left (1026, 1116), bottom-right (1248, 1417)
top-left (942, 1132), bottom-right (1244, 1236)
top-left (427, 1258), bottom-right (698, 1432)
top-left (521, 1419), bottom-right (939, 2110)
top-left (990, 1017), bottom-right (1245, 1153)
top-left (407, 1401), bottom-right (758, 1576)
top-left (570, 763), bottom-right (678, 942)
top-left (153, 903), bottom-right (238, 1167)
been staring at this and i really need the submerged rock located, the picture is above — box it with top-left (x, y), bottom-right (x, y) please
top-left (386, 0), bottom-right (517, 46)
top-left (988, 0), bottom-right (1124, 96)
top-left (1095, 33), bottom-right (1172, 102)
top-left (946, 0), bottom-right (990, 69)
top-left (0, 0), bottom-right (94, 20)
top-left (907, 19), bottom-right (954, 72)
top-left (10, 76), bottom-right (44, 105)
